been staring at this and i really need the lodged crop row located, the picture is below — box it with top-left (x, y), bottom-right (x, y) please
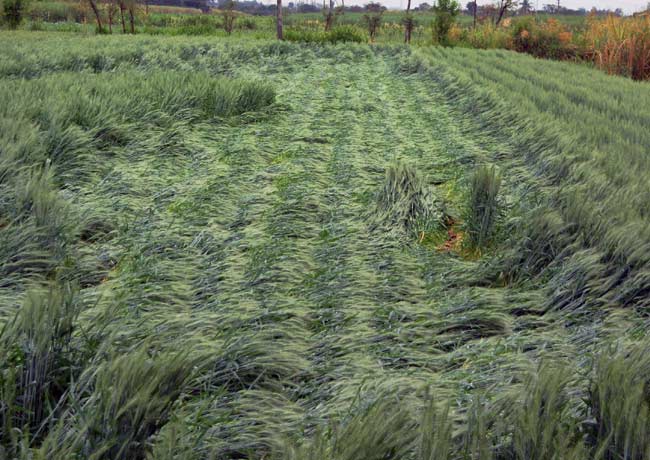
top-left (2, 34), bottom-right (650, 459)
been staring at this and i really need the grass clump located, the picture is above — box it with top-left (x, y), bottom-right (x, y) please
top-left (0, 282), bottom-right (81, 454)
top-left (284, 25), bottom-right (368, 44)
top-left (374, 161), bottom-right (446, 239)
top-left (464, 165), bottom-right (501, 251)
top-left (283, 398), bottom-right (415, 460)
top-left (589, 343), bottom-right (650, 460)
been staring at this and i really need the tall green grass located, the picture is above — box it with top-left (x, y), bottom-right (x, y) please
top-left (411, 46), bottom-right (650, 317)
top-left (374, 161), bottom-right (446, 238)
top-left (1, 33), bottom-right (650, 460)
top-left (0, 41), bottom-right (276, 457)
top-left (464, 165), bottom-right (501, 250)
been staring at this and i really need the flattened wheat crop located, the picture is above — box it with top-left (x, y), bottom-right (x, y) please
top-left (2, 32), bottom-right (650, 459)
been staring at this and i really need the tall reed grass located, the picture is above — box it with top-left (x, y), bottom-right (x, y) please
top-left (586, 15), bottom-right (650, 80)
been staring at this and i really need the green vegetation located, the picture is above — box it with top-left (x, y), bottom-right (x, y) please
top-left (1, 31), bottom-right (650, 459)
top-left (284, 24), bottom-right (367, 44)
top-left (2, 0), bottom-right (26, 28)
top-left (432, 0), bottom-right (459, 44)
top-left (464, 165), bottom-right (501, 251)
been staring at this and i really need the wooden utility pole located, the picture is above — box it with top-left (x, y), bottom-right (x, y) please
top-left (276, 0), bottom-right (283, 39)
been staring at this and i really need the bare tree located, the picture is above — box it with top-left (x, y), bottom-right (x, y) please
top-left (363, 2), bottom-right (383, 42)
top-left (323, 0), bottom-right (343, 30)
top-left (276, 0), bottom-right (283, 39)
top-left (473, 0), bottom-right (477, 27)
top-left (105, 0), bottom-right (118, 32)
top-left (120, 0), bottom-right (137, 33)
top-left (495, 0), bottom-right (517, 25)
top-left (117, 0), bottom-right (127, 32)
top-left (128, 4), bottom-right (135, 33)
top-left (403, 0), bottom-right (414, 43)
top-left (87, 0), bottom-right (104, 32)
top-left (222, 0), bottom-right (237, 35)
top-left (323, 0), bottom-right (333, 30)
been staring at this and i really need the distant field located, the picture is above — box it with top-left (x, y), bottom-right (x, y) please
top-left (2, 32), bottom-right (650, 458)
top-left (13, 1), bottom-right (589, 42)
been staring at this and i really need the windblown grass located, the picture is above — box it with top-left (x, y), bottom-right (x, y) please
top-left (1, 33), bottom-right (649, 459)
top-left (374, 161), bottom-right (447, 239)
top-left (463, 164), bottom-right (501, 251)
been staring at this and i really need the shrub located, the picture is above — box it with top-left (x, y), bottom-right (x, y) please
top-left (284, 28), bottom-right (329, 43)
top-left (328, 24), bottom-right (367, 43)
top-left (586, 15), bottom-right (650, 80)
top-left (463, 23), bottom-right (510, 49)
top-left (432, 0), bottom-right (460, 45)
top-left (284, 25), bottom-right (367, 44)
top-left (464, 165), bottom-right (501, 250)
top-left (237, 16), bottom-right (256, 30)
top-left (221, 0), bottom-right (236, 35)
top-left (26, 1), bottom-right (84, 23)
top-left (510, 17), bottom-right (577, 59)
top-left (2, 0), bottom-right (26, 28)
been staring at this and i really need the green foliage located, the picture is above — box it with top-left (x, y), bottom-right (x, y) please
top-left (0, 37), bottom-right (279, 457)
top-left (509, 365), bottom-right (585, 460)
top-left (221, 0), bottom-right (236, 35)
top-left (432, 0), bottom-right (459, 45)
top-left (328, 24), bottom-right (368, 43)
top-left (510, 16), bottom-right (577, 59)
top-left (2, 0), bottom-right (26, 28)
top-left (25, 0), bottom-right (84, 22)
top-left (284, 25), bottom-right (367, 43)
top-left (464, 165), bottom-right (501, 250)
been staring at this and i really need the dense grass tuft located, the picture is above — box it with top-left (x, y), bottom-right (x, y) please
top-left (374, 161), bottom-right (446, 238)
top-left (464, 165), bottom-right (501, 251)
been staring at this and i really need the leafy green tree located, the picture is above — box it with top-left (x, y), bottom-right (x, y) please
top-left (433, 0), bottom-right (460, 44)
top-left (2, 0), bottom-right (26, 29)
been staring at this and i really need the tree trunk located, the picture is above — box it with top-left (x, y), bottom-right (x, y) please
top-left (404, 0), bottom-right (411, 43)
top-left (128, 7), bottom-right (135, 33)
top-left (276, 0), bottom-right (283, 39)
top-left (119, 1), bottom-right (126, 33)
top-left (324, 0), bottom-right (334, 30)
top-left (87, 0), bottom-right (104, 32)
top-left (495, 1), bottom-right (507, 25)
top-left (473, 0), bottom-right (477, 28)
